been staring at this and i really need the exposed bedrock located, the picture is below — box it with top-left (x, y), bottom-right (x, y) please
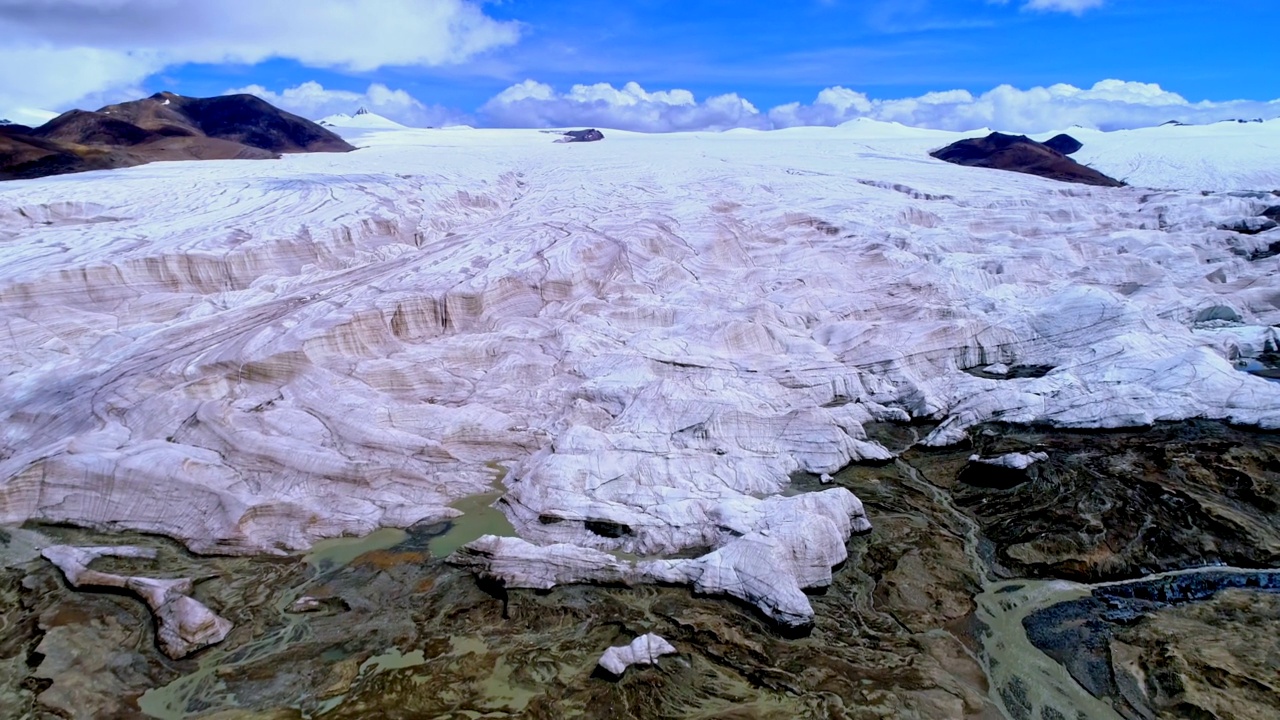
top-left (919, 421), bottom-right (1280, 583)
top-left (1025, 577), bottom-right (1280, 720)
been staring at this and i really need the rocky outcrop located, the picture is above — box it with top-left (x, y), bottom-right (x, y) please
top-left (3, 92), bottom-right (352, 181)
top-left (556, 128), bottom-right (604, 143)
top-left (44, 92), bottom-right (354, 154)
top-left (931, 132), bottom-right (1124, 186)
top-left (1025, 573), bottom-right (1280, 720)
top-left (945, 421), bottom-right (1280, 582)
top-left (40, 545), bottom-right (232, 659)
top-left (597, 634), bottom-right (677, 676)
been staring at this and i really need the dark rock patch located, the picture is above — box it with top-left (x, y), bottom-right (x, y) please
top-left (584, 519), bottom-right (632, 538)
top-left (931, 132), bottom-right (1125, 187)
top-left (557, 128), bottom-right (605, 143)
top-left (1220, 217), bottom-right (1279, 235)
top-left (1025, 577), bottom-right (1280, 720)
top-left (1244, 239), bottom-right (1280, 262)
top-left (963, 364), bottom-right (1056, 380)
top-left (1043, 134), bottom-right (1083, 155)
top-left (929, 421), bottom-right (1280, 582)
top-left (0, 132), bottom-right (141, 182)
top-left (957, 460), bottom-right (1036, 490)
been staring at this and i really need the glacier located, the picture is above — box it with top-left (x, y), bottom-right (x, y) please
top-left (1, 120), bottom-right (1278, 627)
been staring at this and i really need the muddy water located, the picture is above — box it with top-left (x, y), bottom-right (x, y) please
top-left (135, 466), bottom-right (520, 719)
top-left (978, 580), bottom-right (1127, 720)
top-left (305, 527), bottom-right (409, 569)
top-left (886, 459), bottom-right (1110, 719)
top-left (426, 487), bottom-right (516, 558)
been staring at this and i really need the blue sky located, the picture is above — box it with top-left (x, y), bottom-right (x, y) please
top-left (1, 0), bottom-right (1278, 132)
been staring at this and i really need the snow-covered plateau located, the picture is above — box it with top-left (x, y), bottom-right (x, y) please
top-left (1, 120), bottom-right (1278, 627)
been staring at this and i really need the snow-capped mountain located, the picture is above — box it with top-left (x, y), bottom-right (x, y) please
top-left (318, 107), bottom-right (408, 131)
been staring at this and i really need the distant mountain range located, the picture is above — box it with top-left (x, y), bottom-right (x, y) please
top-left (1, 92), bottom-right (354, 182)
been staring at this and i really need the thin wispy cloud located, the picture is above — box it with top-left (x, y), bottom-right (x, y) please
top-left (989, 0), bottom-right (1107, 14)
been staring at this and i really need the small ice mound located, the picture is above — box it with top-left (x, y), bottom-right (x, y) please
top-left (597, 634), bottom-right (677, 677)
top-left (968, 452), bottom-right (1049, 470)
top-left (964, 364), bottom-right (1055, 380)
top-left (1193, 304), bottom-right (1244, 325)
top-left (959, 452), bottom-right (1049, 489)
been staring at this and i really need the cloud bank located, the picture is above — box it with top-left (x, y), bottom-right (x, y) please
top-left (0, 0), bottom-right (518, 110)
top-left (227, 81), bottom-right (470, 128)
top-left (474, 79), bottom-right (1280, 134)
top-left (479, 81), bottom-right (770, 132)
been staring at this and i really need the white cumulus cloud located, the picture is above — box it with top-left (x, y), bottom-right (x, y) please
top-left (227, 81), bottom-right (469, 128)
top-left (479, 80), bottom-right (771, 132)
top-left (770, 80), bottom-right (1280, 133)
top-left (476, 78), bottom-right (1280, 134)
top-left (0, 0), bottom-right (519, 112)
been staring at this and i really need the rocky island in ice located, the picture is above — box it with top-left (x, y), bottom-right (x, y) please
top-left (1, 119), bottom-right (1278, 629)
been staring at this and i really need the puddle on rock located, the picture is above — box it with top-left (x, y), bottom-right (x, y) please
top-left (1236, 356), bottom-right (1280, 382)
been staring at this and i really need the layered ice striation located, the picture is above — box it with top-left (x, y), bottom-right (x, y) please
top-left (1, 126), bottom-right (1279, 626)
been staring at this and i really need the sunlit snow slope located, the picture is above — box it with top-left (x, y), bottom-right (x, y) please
top-left (0, 124), bottom-right (1277, 604)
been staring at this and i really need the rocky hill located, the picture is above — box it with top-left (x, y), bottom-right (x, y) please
top-left (2, 92), bottom-right (353, 181)
top-left (932, 132), bottom-right (1123, 186)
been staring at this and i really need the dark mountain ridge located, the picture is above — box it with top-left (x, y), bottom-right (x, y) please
top-left (2, 92), bottom-right (353, 182)
top-left (931, 132), bottom-right (1124, 187)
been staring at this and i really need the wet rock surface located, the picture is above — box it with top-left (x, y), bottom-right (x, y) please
top-left (0, 420), bottom-right (1277, 718)
top-left (1025, 582), bottom-right (1280, 720)
top-left (940, 421), bottom-right (1280, 582)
